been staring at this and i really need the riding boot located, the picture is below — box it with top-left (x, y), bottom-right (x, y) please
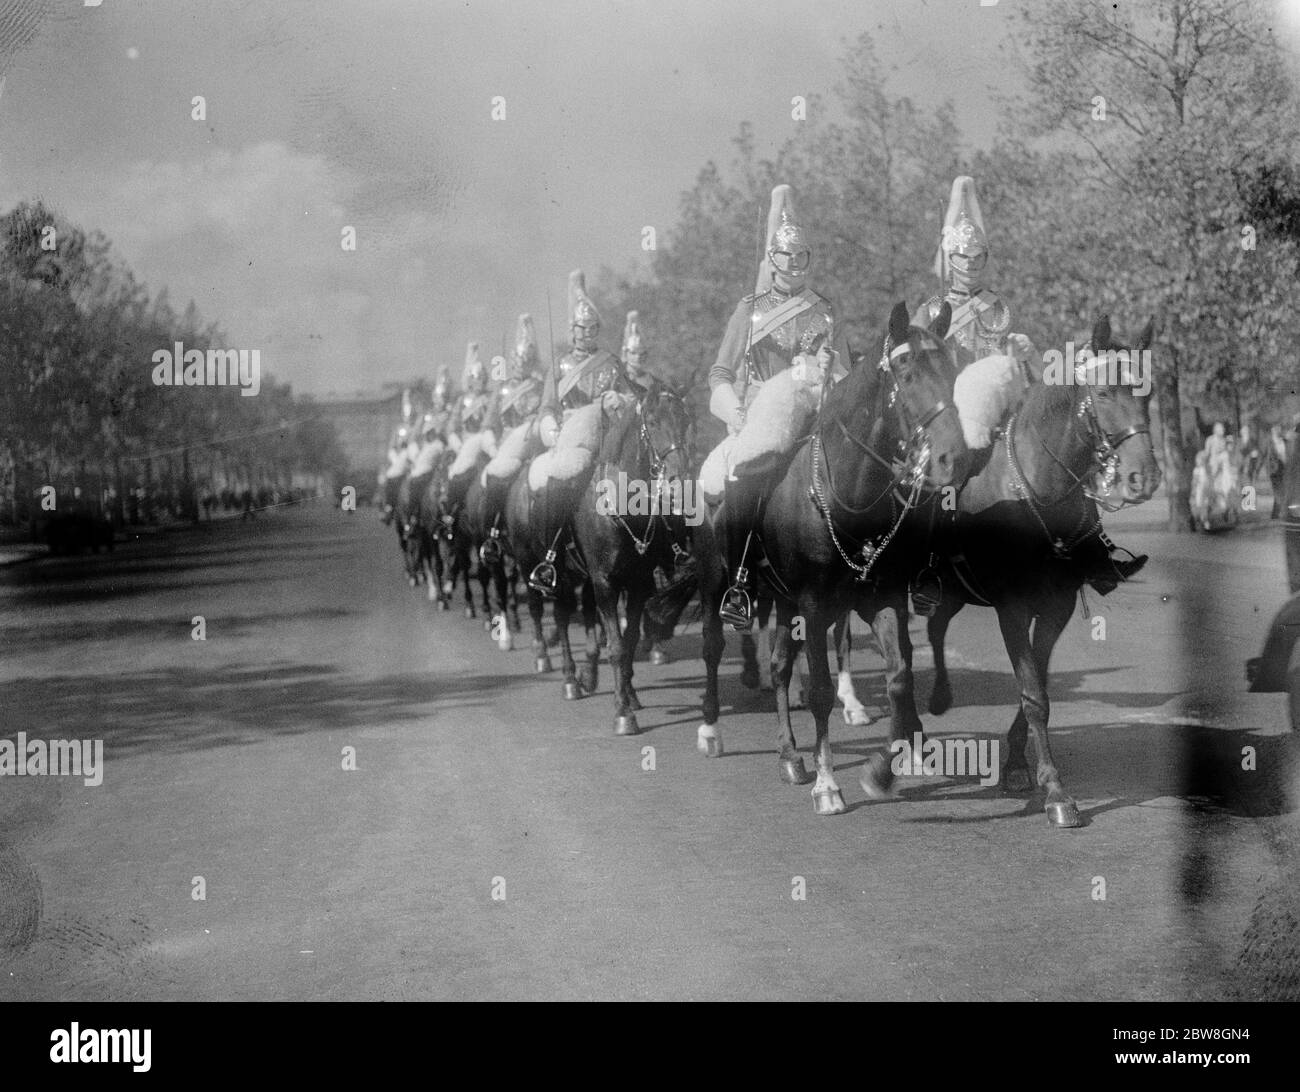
top-left (528, 478), bottom-right (570, 598)
top-left (1077, 520), bottom-right (1148, 596)
top-left (479, 474), bottom-right (508, 564)
top-left (718, 472), bottom-right (763, 631)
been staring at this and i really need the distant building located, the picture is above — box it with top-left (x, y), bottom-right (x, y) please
top-left (312, 387), bottom-right (405, 481)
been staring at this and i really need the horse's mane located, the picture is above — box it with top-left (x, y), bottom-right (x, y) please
top-left (821, 337), bottom-right (885, 427)
top-left (596, 393), bottom-right (645, 467)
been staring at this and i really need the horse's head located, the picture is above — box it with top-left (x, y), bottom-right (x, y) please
top-left (1077, 314), bottom-right (1161, 506)
top-left (878, 300), bottom-right (968, 488)
top-left (637, 378), bottom-right (695, 486)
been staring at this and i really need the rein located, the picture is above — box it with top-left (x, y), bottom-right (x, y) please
top-left (809, 328), bottom-right (952, 580)
top-left (603, 388), bottom-right (688, 557)
top-left (1006, 380), bottom-right (1150, 555)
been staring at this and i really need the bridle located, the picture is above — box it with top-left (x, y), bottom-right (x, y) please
top-left (1007, 358), bottom-right (1151, 553)
top-left (810, 326), bottom-right (957, 580)
top-left (605, 386), bottom-right (691, 557)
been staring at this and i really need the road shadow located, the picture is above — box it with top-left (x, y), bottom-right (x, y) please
top-left (4, 663), bottom-right (543, 760)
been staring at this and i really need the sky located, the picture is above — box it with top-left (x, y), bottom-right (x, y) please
top-left (0, 0), bottom-right (1296, 398)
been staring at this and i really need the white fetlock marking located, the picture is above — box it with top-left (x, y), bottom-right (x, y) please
top-left (697, 723), bottom-right (723, 756)
top-left (812, 772), bottom-right (840, 797)
top-left (836, 669), bottom-right (860, 705)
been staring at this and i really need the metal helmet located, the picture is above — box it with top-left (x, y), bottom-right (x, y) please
top-left (462, 341), bottom-right (487, 394)
top-left (569, 269), bottom-right (601, 353)
top-left (622, 310), bottom-right (649, 378)
top-left (431, 367), bottom-right (451, 410)
top-left (513, 313), bottom-right (540, 381)
top-left (936, 176), bottom-right (989, 296)
top-left (758, 184), bottom-right (811, 294)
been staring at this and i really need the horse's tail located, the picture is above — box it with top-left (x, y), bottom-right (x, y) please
top-left (645, 564), bottom-right (699, 635)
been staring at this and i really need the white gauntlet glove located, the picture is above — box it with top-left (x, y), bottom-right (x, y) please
top-left (709, 383), bottom-right (746, 435)
top-left (1007, 332), bottom-right (1036, 363)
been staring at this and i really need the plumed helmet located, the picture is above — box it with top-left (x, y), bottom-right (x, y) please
top-left (936, 176), bottom-right (989, 293)
top-left (513, 313), bottom-right (540, 380)
top-left (431, 368), bottom-right (451, 409)
top-left (569, 269), bottom-right (601, 352)
top-left (621, 310), bottom-right (648, 360)
top-left (462, 341), bottom-right (487, 393)
top-left (758, 184), bottom-right (811, 293)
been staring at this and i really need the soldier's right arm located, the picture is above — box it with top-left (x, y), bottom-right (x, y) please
top-left (538, 366), bottom-right (561, 447)
top-left (708, 299), bottom-right (751, 432)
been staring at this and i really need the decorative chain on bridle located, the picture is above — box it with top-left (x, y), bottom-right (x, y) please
top-left (809, 330), bottom-right (949, 581)
top-left (1005, 378), bottom-right (1150, 556)
top-left (606, 390), bottom-right (688, 557)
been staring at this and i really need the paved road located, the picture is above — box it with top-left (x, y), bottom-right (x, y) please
top-left (1, 500), bottom-right (1296, 1000)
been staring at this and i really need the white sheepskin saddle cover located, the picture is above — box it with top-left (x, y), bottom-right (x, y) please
top-left (527, 402), bottom-right (606, 492)
top-left (482, 421), bottom-right (536, 485)
top-left (448, 429), bottom-right (497, 478)
top-left (409, 439), bottom-right (445, 477)
top-left (953, 355), bottom-right (1025, 449)
top-left (730, 363), bottom-right (824, 472)
top-left (699, 362), bottom-right (824, 502)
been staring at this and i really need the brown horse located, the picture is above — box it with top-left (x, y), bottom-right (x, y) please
top-left (918, 316), bottom-right (1161, 827)
top-left (658, 302), bottom-right (969, 814)
top-left (569, 379), bottom-right (695, 735)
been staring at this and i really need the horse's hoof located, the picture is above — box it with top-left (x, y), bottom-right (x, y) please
top-left (859, 763), bottom-right (896, 801)
top-left (464, 607), bottom-right (476, 620)
top-left (408, 577), bottom-right (418, 588)
top-left (535, 656), bottom-right (552, 674)
top-left (614, 714), bottom-right (639, 736)
top-left (1003, 765), bottom-right (1033, 794)
top-left (740, 664), bottom-right (760, 690)
top-left (563, 680), bottom-right (584, 701)
top-left (1046, 797), bottom-right (1083, 828)
top-left (442, 580), bottom-right (454, 596)
top-left (841, 704), bottom-right (874, 727)
top-left (650, 648), bottom-right (670, 666)
top-left (438, 600), bottom-right (450, 612)
top-left (483, 618), bottom-right (493, 632)
top-left (779, 757), bottom-right (812, 785)
top-left (697, 724), bottom-right (724, 758)
top-left (812, 787), bottom-right (847, 816)
top-left (426, 585), bottom-right (437, 602)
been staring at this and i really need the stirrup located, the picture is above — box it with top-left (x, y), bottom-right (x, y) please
top-left (528, 549), bottom-right (559, 598)
top-left (479, 528), bottom-right (502, 564)
top-left (911, 568), bottom-right (942, 618)
top-left (718, 567), bottom-right (753, 631)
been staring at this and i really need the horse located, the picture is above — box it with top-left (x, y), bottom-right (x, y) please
top-left (920, 315), bottom-right (1161, 827)
top-left (405, 448), bottom-right (455, 608)
top-left (569, 379), bottom-right (694, 735)
top-left (655, 301), bottom-right (968, 814)
top-left (459, 467), bottom-right (523, 644)
top-left (504, 434), bottom-right (604, 699)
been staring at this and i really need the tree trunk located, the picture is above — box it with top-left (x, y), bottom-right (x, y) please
top-left (1157, 342), bottom-right (1192, 533)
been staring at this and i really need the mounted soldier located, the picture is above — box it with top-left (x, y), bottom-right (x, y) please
top-left (527, 270), bottom-right (637, 595)
top-left (443, 342), bottom-right (497, 517)
top-left (704, 183), bottom-right (850, 629)
top-left (479, 313), bottom-right (546, 563)
top-left (919, 175), bottom-right (1146, 599)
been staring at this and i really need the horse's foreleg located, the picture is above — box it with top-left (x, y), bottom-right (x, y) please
top-left (740, 632), bottom-right (760, 689)
top-left (927, 600), bottom-right (962, 715)
top-left (459, 542), bottom-right (476, 619)
top-left (580, 579), bottom-right (600, 695)
top-left (859, 598), bottom-right (923, 800)
top-left (528, 586), bottom-right (551, 673)
top-left (623, 575), bottom-right (652, 714)
top-left (834, 613), bottom-right (873, 726)
top-left (802, 605), bottom-right (845, 815)
top-left (772, 601), bottom-right (811, 785)
top-left (1003, 591), bottom-right (1080, 827)
top-left (593, 578), bottom-right (634, 733)
top-left (555, 585), bottom-right (581, 700)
